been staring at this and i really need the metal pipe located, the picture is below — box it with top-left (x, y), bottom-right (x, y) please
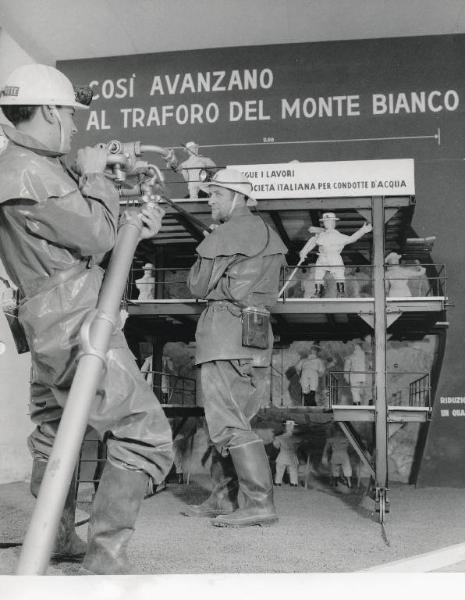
top-left (16, 215), bottom-right (143, 574)
top-left (140, 144), bottom-right (172, 158)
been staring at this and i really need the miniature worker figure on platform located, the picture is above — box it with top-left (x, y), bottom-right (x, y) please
top-left (299, 212), bottom-right (372, 298)
top-left (135, 262), bottom-right (155, 300)
top-left (273, 420), bottom-right (300, 487)
top-left (343, 340), bottom-right (367, 405)
top-left (295, 345), bottom-right (326, 406)
top-left (321, 424), bottom-right (352, 488)
top-left (385, 251), bottom-right (427, 297)
top-left (179, 141), bottom-right (216, 199)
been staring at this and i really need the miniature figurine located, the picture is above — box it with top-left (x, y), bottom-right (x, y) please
top-left (321, 424), bottom-right (352, 488)
top-left (273, 420), bottom-right (300, 487)
top-left (179, 141), bottom-right (216, 199)
top-left (135, 262), bottom-right (155, 300)
top-left (299, 212), bottom-right (372, 297)
top-left (343, 340), bottom-right (367, 405)
top-left (385, 251), bottom-right (427, 297)
top-left (295, 345), bottom-right (326, 406)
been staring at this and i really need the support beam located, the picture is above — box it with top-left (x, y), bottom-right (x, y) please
top-left (338, 422), bottom-right (375, 478)
top-left (269, 212), bottom-right (291, 248)
top-left (372, 196), bottom-right (388, 491)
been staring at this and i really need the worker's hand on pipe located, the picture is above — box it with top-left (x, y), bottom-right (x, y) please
top-left (137, 203), bottom-right (165, 240)
top-left (75, 146), bottom-right (108, 175)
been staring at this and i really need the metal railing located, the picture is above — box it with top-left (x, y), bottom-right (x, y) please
top-left (327, 370), bottom-right (431, 409)
top-left (123, 262), bottom-right (446, 302)
top-left (279, 263), bottom-right (446, 300)
top-left (280, 264), bottom-right (375, 299)
top-left (125, 266), bottom-right (193, 301)
top-left (409, 373), bottom-right (431, 408)
top-left (141, 368), bottom-right (196, 406)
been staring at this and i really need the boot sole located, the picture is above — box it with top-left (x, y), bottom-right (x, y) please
top-left (211, 516), bottom-right (278, 528)
top-left (50, 552), bottom-right (86, 562)
top-left (181, 508), bottom-right (235, 518)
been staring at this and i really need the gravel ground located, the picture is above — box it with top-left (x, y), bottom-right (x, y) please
top-left (1, 476), bottom-right (465, 575)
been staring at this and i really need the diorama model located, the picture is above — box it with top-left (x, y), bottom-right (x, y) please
top-left (299, 212), bottom-right (372, 297)
top-left (294, 345), bottom-right (326, 406)
top-left (273, 420), bottom-right (300, 486)
top-left (343, 340), bottom-right (368, 405)
top-left (385, 251), bottom-right (427, 297)
top-left (321, 424), bottom-right (353, 488)
top-left (135, 262), bottom-right (156, 300)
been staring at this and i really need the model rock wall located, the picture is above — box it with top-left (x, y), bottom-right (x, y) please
top-left (153, 334), bottom-right (436, 483)
top-left (270, 335), bottom-right (437, 482)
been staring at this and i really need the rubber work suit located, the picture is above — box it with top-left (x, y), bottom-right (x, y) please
top-left (187, 204), bottom-right (287, 453)
top-left (0, 125), bottom-right (173, 483)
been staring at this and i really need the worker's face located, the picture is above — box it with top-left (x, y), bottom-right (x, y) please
top-left (208, 185), bottom-right (235, 222)
top-left (55, 106), bottom-right (77, 154)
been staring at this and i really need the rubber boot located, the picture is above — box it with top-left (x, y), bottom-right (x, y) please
top-left (303, 391), bottom-right (317, 407)
top-left (30, 458), bottom-right (87, 561)
top-left (212, 440), bottom-right (278, 528)
top-left (312, 284), bottom-right (324, 298)
top-left (182, 448), bottom-right (238, 517)
top-left (81, 461), bottom-right (148, 575)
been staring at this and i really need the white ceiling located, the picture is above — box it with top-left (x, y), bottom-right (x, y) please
top-left (1, 0), bottom-right (465, 64)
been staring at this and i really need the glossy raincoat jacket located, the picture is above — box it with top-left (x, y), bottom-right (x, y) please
top-left (187, 204), bottom-right (287, 450)
top-left (187, 205), bottom-right (287, 366)
top-left (0, 126), bottom-right (173, 482)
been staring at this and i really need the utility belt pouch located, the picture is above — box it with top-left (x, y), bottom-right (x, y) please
top-left (241, 306), bottom-right (270, 349)
top-left (2, 302), bottom-right (29, 354)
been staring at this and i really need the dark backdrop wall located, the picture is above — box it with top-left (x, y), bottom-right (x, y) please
top-left (59, 33), bottom-right (465, 486)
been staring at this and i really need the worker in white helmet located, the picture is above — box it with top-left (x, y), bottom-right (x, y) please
top-left (0, 64), bottom-right (173, 574)
top-left (299, 212), bottom-right (372, 297)
top-left (183, 168), bottom-right (287, 527)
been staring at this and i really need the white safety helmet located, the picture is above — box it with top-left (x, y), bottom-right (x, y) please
top-left (203, 168), bottom-right (254, 199)
top-left (385, 251), bottom-right (402, 265)
top-left (0, 64), bottom-right (89, 109)
top-left (320, 212), bottom-right (339, 222)
top-left (183, 141), bottom-right (199, 152)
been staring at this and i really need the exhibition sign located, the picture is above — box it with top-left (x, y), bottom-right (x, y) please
top-left (58, 34), bottom-right (465, 169)
top-left (230, 159), bottom-right (415, 199)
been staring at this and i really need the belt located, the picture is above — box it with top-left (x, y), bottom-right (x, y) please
top-left (206, 299), bottom-right (242, 316)
top-left (24, 261), bottom-right (92, 300)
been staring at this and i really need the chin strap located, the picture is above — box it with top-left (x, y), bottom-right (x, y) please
top-left (51, 106), bottom-right (65, 154)
top-left (226, 192), bottom-right (239, 219)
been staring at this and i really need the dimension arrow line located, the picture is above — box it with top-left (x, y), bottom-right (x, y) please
top-left (201, 128), bottom-right (440, 149)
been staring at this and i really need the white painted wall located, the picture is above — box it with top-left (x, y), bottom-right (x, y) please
top-left (0, 27), bottom-right (36, 484)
